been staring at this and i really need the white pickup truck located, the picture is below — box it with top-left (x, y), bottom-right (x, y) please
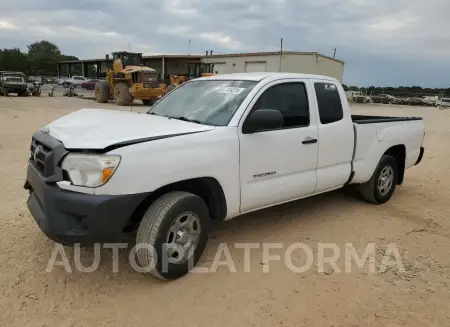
top-left (59, 75), bottom-right (88, 87)
top-left (24, 73), bottom-right (425, 280)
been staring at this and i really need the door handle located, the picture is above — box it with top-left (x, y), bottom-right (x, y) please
top-left (302, 137), bottom-right (317, 145)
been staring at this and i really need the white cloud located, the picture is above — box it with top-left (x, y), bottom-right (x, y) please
top-left (0, 0), bottom-right (449, 86)
top-left (0, 21), bottom-right (18, 29)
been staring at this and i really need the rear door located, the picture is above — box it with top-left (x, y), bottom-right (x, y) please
top-left (312, 80), bottom-right (354, 192)
top-left (238, 79), bottom-right (319, 212)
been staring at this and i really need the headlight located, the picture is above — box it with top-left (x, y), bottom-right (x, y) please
top-left (61, 154), bottom-right (121, 188)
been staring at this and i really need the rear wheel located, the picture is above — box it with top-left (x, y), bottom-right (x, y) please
top-left (135, 191), bottom-right (210, 280)
top-left (95, 81), bottom-right (110, 103)
top-left (359, 155), bottom-right (398, 204)
top-left (114, 82), bottom-right (133, 106)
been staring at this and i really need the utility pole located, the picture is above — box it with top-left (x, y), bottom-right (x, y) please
top-left (188, 40), bottom-right (191, 55)
top-left (278, 38), bottom-right (283, 72)
top-left (128, 43), bottom-right (131, 51)
top-left (333, 48), bottom-right (336, 58)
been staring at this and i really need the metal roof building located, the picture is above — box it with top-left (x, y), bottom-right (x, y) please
top-left (201, 51), bottom-right (345, 82)
top-left (57, 51), bottom-right (345, 82)
top-left (57, 54), bottom-right (203, 79)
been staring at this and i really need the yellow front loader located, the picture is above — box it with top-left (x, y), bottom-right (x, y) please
top-left (164, 62), bottom-right (216, 94)
top-left (95, 51), bottom-right (166, 106)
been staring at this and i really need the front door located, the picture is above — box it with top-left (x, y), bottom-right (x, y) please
top-left (238, 79), bottom-right (319, 212)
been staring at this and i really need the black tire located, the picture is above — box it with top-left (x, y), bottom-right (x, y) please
top-left (114, 82), bottom-right (133, 106)
top-left (142, 98), bottom-right (157, 106)
top-left (136, 191), bottom-right (211, 280)
top-left (358, 155), bottom-right (398, 204)
top-left (95, 81), bottom-right (110, 103)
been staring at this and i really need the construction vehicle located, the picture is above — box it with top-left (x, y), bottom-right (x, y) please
top-left (164, 62), bottom-right (216, 94)
top-left (95, 51), bottom-right (165, 106)
top-left (0, 71), bottom-right (29, 96)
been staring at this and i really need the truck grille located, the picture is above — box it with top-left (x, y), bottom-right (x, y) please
top-left (142, 71), bottom-right (158, 89)
top-left (30, 139), bottom-right (54, 177)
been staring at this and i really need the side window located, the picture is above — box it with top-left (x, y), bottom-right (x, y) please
top-left (314, 82), bottom-right (343, 124)
top-left (251, 82), bottom-right (310, 129)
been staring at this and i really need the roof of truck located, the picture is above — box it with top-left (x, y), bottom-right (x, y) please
top-left (196, 72), bottom-right (339, 82)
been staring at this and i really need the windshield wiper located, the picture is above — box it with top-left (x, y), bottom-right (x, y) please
top-left (169, 116), bottom-right (202, 124)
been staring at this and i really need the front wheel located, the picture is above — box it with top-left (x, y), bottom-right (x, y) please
top-left (95, 81), bottom-right (110, 103)
top-left (114, 82), bottom-right (133, 106)
top-left (136, 192), bottom-right (210, 280)
top-left (358, 155), bottom-right (398, 204)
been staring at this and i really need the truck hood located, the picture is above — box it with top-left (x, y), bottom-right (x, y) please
top-left (44, 108), bottom-right (215, 150)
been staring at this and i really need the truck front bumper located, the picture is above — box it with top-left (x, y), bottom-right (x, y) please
top-left (5, 87), bottom-right (26, 93)
top-left (24, 162), bottom-right (148, 245)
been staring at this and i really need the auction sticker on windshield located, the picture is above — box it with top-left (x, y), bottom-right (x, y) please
top-left (216, 87), bottom-right (245, 95)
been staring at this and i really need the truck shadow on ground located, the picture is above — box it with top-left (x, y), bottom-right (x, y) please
top-left (35, 187), bottom-right (365, 286)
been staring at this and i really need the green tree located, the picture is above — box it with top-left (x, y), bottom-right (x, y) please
top-left (27, 41), bottom-right (62, 76)
top-left (0, 48), bottom-right (29, 74)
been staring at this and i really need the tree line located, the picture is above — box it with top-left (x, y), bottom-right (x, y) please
top-left (0, 40), bottom-right (82, 77)
top-left (1, 40), bottom-right (449, 96)
top-left (342, 84), bottom-right (450, 98)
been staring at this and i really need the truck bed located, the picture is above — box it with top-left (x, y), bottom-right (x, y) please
top-left (351, 115), bottom-right (423, 124)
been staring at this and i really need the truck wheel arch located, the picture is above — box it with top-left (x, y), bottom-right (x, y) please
top-left (125, 177), bottom-right (227, 233)
top-left (384, 145), bottom-right (406, 185)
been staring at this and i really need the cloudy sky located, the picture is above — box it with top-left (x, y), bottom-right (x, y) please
top-left (0, 0), bottom-right (449, 87)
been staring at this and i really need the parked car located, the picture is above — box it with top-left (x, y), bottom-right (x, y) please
top-left (352, 92), bottom-right (372, 103)
top-left (409, 97), bottom-right (427, 106)
top-left (59, 75), bottom-right (88, 87)
top-left (0, 71), bottom-right (29, 96)
top-left (395, 97), bottom-right (411, 105)
top-left (422, 96), bottom-right (439, 107)
top-left (81, 79), bottom-right (100, 90)
top-left (370, 94), bottom-right (399, 104)
top-left (371, 94), bottom-right (390, 104)
top-left (24, 72), bottom-right (425, 280)
top-left (440, 97), bottom-right (450, 107)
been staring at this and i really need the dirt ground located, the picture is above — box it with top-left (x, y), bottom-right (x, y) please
top-left (0, 96), bottom-right (449, 327)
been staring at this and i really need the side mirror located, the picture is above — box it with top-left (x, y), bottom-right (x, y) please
top-left (244, 109), bottom-right (284, 134)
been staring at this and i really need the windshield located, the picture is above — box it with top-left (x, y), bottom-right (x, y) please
top-left (123, 54), bottom-right (141, 66)
top-left (6, 76), bottom-right (24, 83)
top-left (148, 80), bottom-right (257, 126)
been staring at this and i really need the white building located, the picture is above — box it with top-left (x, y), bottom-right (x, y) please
top-left (201, 51), bottom-right (345, 82)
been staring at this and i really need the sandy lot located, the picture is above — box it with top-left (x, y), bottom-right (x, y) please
top-left (0, 96), bottom-right (449, 327)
